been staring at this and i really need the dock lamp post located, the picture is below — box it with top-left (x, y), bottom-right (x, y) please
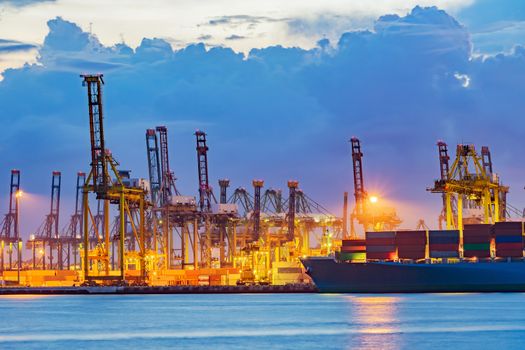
top-left (15, 190), bottom-right (22, 285)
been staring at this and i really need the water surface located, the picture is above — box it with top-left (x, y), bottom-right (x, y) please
top-left (1, 293), bottom-right (524, 349)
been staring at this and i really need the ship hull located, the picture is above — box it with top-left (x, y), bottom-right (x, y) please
top-left (301, 257), bottom-right (525, 293)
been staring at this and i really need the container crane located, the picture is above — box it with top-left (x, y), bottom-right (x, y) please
top-left (80, 74), bottom-right (148, 284)
top-left (0, 170), bottom-right (21, 271)
top-left (428, 143), bottom-right (508, 232)
top-left (32, 171), bottom-right (61, 269)
top-left (60, 172), bottom-right (85, 269)
top-left (349, 137), bottom-right (401, 236)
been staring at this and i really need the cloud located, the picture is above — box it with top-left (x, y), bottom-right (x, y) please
top-left (197, 34), bottom-right (213, 41)
top-left (206, 15), bottom-right (286, 28)
top-left (225, 34), bottom-right (245, 41)
top-left (0, 0), bottom-right (55, 7)
top-left (457, 0), bottom-right (525, 53)
top-left (1, 7), bottom-right (525, 236)
top-left (0, 38), bottom-right (36, 53)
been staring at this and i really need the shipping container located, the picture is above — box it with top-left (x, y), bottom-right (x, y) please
top-left (398, 252), bottom-right (426, 260)
top-left (429, 230), bottom-right (460, 237)
top-left (341, 245), bottom-right (366, 252)
top-left (495, 242), bottom-right (523, 250)
top-left (398, 249), bottom-right (425, 259)
top-left (463, 250), bottom-right (491, 258)
top-left (496, 250), bottom-right (523, 258)
top-left (365, 231), bottom-right (396, 239)
top-left (396, 231), bottom-right (426, 245)
top-left (365, 238), bottom-right (396, 245)
top-left (428, 236), bottom-right (459, 244)
top-left (493, 221), bottom-right (523, 230)
top-left (366, 252), bottom-right (397, 260)
top-left (463, 224), bottom-right (493, 231)
top-left (339, 252), bottom-right (366, 261)
top-left (463, 235), bottom-right (492, 244)
top-left (463, 243), bottom-right (490, 251)
top-left (342, 239), bottom-right (366, 247)
top-left (428, 243), bottom-right (459, 251)
top-left (495, 235), bottom-right (522, 243)
top-left (366, 245), bottom-right (396, 253)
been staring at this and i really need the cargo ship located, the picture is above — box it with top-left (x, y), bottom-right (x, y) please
top-left (301, 222), bottom-right (525, 293)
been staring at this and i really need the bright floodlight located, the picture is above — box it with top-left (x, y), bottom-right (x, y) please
top-left (369, 195), bottom-right (378, 204)
top-left (15, 190), bottom-right (23, 198)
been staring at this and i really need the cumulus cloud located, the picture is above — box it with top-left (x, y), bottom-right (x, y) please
top-left (457, 0), bottom-right (525, 53)
top-left (1, 6), bottom-right (525, 235)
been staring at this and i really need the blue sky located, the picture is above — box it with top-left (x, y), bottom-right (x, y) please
top-left (0, 0), bottom-right (525, 236)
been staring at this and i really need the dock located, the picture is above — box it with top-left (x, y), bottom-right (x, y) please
top-left (0, 283), bottom-right (318, 295)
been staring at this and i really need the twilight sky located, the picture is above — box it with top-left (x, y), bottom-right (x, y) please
top-left (0, 0), bottom-right (525, 237)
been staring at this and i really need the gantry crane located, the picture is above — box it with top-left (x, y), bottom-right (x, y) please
top-left (0, 170), bottom-right (22, 271)
top-left (349, 137), bottom-right (401, 236)
top-left (60, 172), bottom-right (85, 269)
top-left (429, 143), bottom-right (508, 232)
top-left (146, 126), bottom-right (190, 270)
top-left (80, 74), bottom-right (148, 284)
top-left (32, 171), bottom-right (61, 269)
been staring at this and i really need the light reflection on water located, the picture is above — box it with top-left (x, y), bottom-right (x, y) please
top-left (346, 296), bottom-right (402, 350)
top-left (0, 293), bottom-right (525, 349)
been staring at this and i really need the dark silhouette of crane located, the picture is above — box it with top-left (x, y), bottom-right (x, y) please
top-left (0, 170), bottom-right (21, 271)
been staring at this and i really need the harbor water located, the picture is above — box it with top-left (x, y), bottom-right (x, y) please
top-left (1, 293), bottom-right (525, 349)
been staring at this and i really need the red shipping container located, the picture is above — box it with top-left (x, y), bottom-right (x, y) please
top-left (366, 245), bottom-right (395, 253)
top-left (396, 232), bottom-right (425, 242)
top-left (463, 231), bottom-right (491, 238)
top-left (398, 247), bottom-right (425, 253)
top-left (367, 252), bottom-right (397, 260)
top-left (464, 224), bottom-right (492, 230)
top-left (493, 231), bottom-right (522, 236)
top-left (398, 252), bottom-right (425, 259)
top-left (463, 236), bottom-right (491, 244)
top-left (496, 250), bottom-right (523, 258)
top-left (428, 243), bottom-right (458, 251)
top-left (366, 238), bottom-right (396, 245)
top-left (396, 237), bottom-right (426, 245)
top-left (463, 250), bottom-right (491, 258)
top-left (493, 222), bottom-right (522, 229)
top-left (341, 245), bottom-right (366, 252)
top-left (396, 230), bottom-right (426, 238)
top-left (496, 242), bottom-right (523, 250)
top-left (342, 239), bottom-right (366, 247)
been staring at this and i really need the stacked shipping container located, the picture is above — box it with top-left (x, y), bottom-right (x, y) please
top-left (463, 224), bottom-right (492, 258)
top-left (365, 231), bottom-right (397, 260)
top-left (339, 224), bottom-right (525, 262)
top-left (493, 222), bottom-right (524, 258)
top-left (339, 239), bottom-right (366, 261)
top-left (396, 230), bottom-right (426, 260)
top-left (429, 230), bottom-right (460, 258)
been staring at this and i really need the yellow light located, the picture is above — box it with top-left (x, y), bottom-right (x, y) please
top-left (38, 249), bottom-right (44, 255)
top-left (15, 190), bottom-right (23, 198)
top-left (369, 195), bottom-right (378, 204)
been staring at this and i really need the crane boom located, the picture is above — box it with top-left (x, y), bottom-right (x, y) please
top-left (146, 129), bottom-right (162, 207)
top-left (350, 137), bottom-right (366, 217)
top-left (81, 74), bottom-right (107, 195)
